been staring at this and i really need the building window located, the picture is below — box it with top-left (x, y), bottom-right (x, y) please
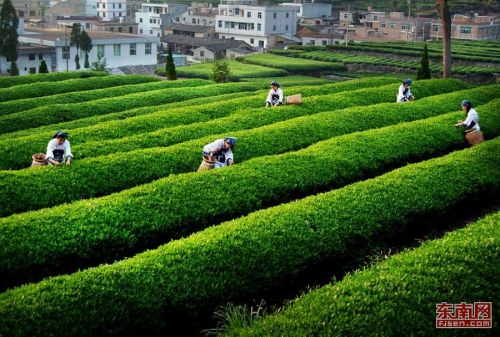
top-left (140, 28), bottom-right (143, 34)
top-left (140, 18), bottom-right (143, 23)
top-left (460, 26), bottom-right (471, 34)
top-left (343, 14), bottom-right (348, 19)
top-left (119, 4), bottom-right (122, 8)
top-left (150, 30), bottom-right (153, 35)
top-left (118, 27), bottom-right (122, 33)
top-left (96, 45), bottom-right (105, 57)
top-left (247, 12), bottom-right (251, 18)
top-left (28, 53), bottom-right (35, 61)
top-left (129, 27), bottom-right (133, 33)
top-left (218, 20), bottom-right (222, 28)
top-left (113, 3), bottom-right (115, 9)
top-left (286, 12), bottom-right (289, 18)
top-left (374, 15), bottom-right (377, 20)
top-left (114, 44), bottom-right (121, 56)
top-left (390, 22), bottom-right (396, 28)
top-left (130, 43), bottom-right (136, 55)
top-left (192, 18), bottom-right (196, 24)
top-left (103, 12), bottom-right (106, 18)
top-left (257, 23), bottom-right (261, 31)
top-left (285, 25), bottom-right (288, 30)
top-left (259, 40), bottom-right (264, 48)
top-left (311, 40), bottom-right (315, 45)
top-left (257, 12), bottom-right (262, 19)
top-left (239, 22), bottom-right (245, 30)
top-left (381, 22), bottom-right (386, 28)
top-left (145, 42), bottom-right (152, 54)
top-left (273, 13), bottom-right (276, 19)
top-left (29, 67), bottom-right (36, 74)
top-left (39, 53), bottom-right (43, 60)
top-left (200, 50), bottom-right (204, 57)
top-left (110, 27), bottom-right (114, 32)
top-left (235, 9), bottom-right (239, 15)
top-left (432, 24), bottom-right (439, 32)
top-left (322, 40), bottom-right (327, 46)
top-left (62, 46), bottom-right (70, 59)
top-left (250, 38), bottom-right (254, 44)
top-left (402, 23), bottom-right (410, 30)
top-left (273, 25), bottom-right (276, 31)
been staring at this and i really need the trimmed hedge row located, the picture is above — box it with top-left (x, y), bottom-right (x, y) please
top-left (63, 78), bottom-right (404, 160)
top-left (241, 75), bottom-right (330, 85)
top-left (0, 75), bottom-right (159, 104)
top-left (226, 211), bottom-right (500, 337)
top-left (0, 71), bottom-right (107, 89)
top-left (0, 82), bottom-right (266, 134)
top-left (0, 91), bottom-right (250, 140)
top-left (243, 53), bottom-right (347, 73)
top-left (0, 77), bottom-right (401, 169)
top-left (0, 77), bottom-right (334, 140)
top-left (1, 135), bottom-right (499, 337)
top-left (158, 60), bottom-right (289, 80)
top-left (1, 94), bottom-right (498, 288)
top-left (0, 78), bottom-right (210, 115)
top-left (0, 79), bottom-right (465, 214)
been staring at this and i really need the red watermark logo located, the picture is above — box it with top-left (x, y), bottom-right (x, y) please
top-left (436, 302), bottom-right (492, 329)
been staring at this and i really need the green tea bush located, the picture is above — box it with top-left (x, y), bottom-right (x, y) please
top-left (1, 95), bottom-right (497, 288)
top-left (0, 77), bottom-right (401, 169)
top-left (0, 71), bottom-right (107, 89)
top-left (243, 53), bottom-right (347, 73)
top-left (0, 82), bottom-right (265, 134)
top-left (0, 75), bottom-right (159, 104)
top-left (225, 211), bottom-right (500, 337)
top-left (0, 78), bottom-right (209, 115)
top-left (1, 137), bottom-right (499, 337)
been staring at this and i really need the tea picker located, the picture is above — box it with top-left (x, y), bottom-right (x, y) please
top-left (198, 137), bottom-right (237, 171)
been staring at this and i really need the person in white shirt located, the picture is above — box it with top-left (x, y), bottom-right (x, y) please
top-left (198, 137), bottom-right (237, 171)
top-left (455, 99), bottom-right (480, 131)
top-left (397, 79), bottom-right (415, 102)
top-left (265, 81), bottom-right (283, 107)
top-left (46, 131), bottom-right (73, 165)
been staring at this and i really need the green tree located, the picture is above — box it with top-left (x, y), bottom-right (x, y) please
top-left (80, 30), bottom-right (92, 69)
top-left (212, 59), bottom-right (231, 83)
top-left (70, 23), bottom-right (82, 69)
top-left (91, 50), bottom-right (107, 72)
top-left (416, 43), bottom-right (431, 79)
top-left (0, 0), bottom-right (19, 76)
top-left (39, 59), bottom-right (49, 73)
top-left (165, 45), bottom-right (176, 80)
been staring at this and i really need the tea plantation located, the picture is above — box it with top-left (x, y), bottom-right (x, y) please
top-left (0, 71), bottom-right (498, 337)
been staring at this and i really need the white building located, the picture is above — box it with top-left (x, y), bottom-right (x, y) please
top-left (96, 0), bottom-right (127, 22)
top-left (15, 28), bottom-right (159, 72)
top-left (178, 2), bottom-right (218, 26)
top-left (135, 3), bottom-right (188, 38)
top-left (281, 1), bottom-right (332, 20)
top-left (215, 1), bottom-right (298, 49)
top-left (0, 44), bottom-right (55, 75)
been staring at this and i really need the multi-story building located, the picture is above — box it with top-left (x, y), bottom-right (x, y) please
top-left (430, 14), bottom-right (499, 41)
top-left (339, 8), bottom-right (430, 42)
top-left (281, 1), bottom-right (332, 21)
top-left (10, 27), bottom-right (159, 73)
top-left (215, 0), bottom-right (298, 49)
top-left (96, 0), bottom-right (127, 22)
top-left (10, 0), bottom-right (43, 20)
top-left (135, 3), bottom-right (188, 38)
top-left (178, 2), bottom-right (218, 26)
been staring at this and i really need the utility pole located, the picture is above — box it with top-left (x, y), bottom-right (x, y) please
top-left (345, 4), bottom-right (350, 45)
top-left (406, 0), bottom-right (411, 41)
top-left (64, 25), bottom-right (69, 71)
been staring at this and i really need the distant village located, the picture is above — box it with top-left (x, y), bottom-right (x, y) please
top-left (1, 0), bottom-right (499, 75)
